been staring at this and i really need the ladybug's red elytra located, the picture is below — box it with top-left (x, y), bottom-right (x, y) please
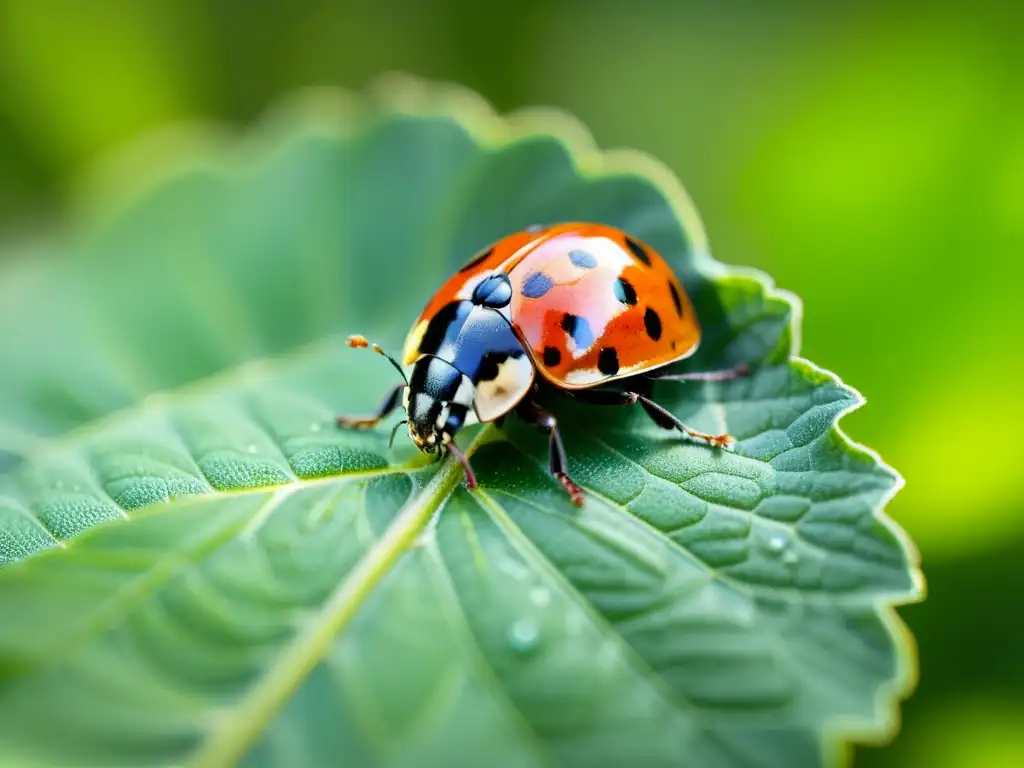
top-left (337, 222), bottom-right (749, 506)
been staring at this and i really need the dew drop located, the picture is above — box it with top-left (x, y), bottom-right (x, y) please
top-left (507, 619), bottom-right (541, 654)
top-left (732, 601), bottom-right (756, 627)
top-left (246, 444), bottom-right (258, 454)
top-left (530, 587), bottom-right (551, 607)
top-left (767, 533), bottom-right (788, 553)
top-left (597, 642), bottom-right (619, 668)
top-left (782, 550), bottom-right (799, 565)
top-left (309, 422), bottom-right (322, 432)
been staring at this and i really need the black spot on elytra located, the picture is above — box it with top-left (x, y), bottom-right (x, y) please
top-left (472, 273), bottom-right (513, 308)
top-left (460, 246), bottom-right (494, 272)
top-left (598, 348), bottom-right (620, 376)
top-left (624, 237), bottom-right (651, 266)
top-left (613, 277), bottom-right (637, 305)
top-left (543, 346), bottom-right (561, 366)
top-left (419, 301), bottom-right (463, 355)
top-left (568, 249), bottom-right (598, 269)
top-left (561, 313), bottom-right (594, 349)
top-left (521, 271), bottom-right (553, 299)
top-left (669, 281), bottom-right (684, 317)
top-left (644, 307), bottom-right (662, 341)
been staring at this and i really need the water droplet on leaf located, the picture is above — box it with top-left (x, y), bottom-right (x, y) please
top-left (530, 587), bottom-right (551, 607)
top-left (767, 533), bottom-right (788, 553)
top-left (733, 601), bottom-right (756, 627)
top-left (246, 444), bottom-right (258, 454)
top-left (597, 642), bottom-right (618, 668)
top-left (507, 619), bottom-right (540, 654)
top-left (782, 550), bottom-right (799, 565)
top-left (309, 422), bottom-right (321, 432)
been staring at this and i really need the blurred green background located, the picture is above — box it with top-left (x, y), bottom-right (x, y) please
top-left (0, 1), bottom-right (1020, 765)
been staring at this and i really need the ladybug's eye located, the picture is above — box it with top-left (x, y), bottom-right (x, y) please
top-left (471, 273), bottom-right (513, 309)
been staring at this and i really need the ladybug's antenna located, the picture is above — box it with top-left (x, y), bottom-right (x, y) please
top-left (388, 419), bottom-right (408, 449)
top-left (346, 335), bottom-right (409, 386)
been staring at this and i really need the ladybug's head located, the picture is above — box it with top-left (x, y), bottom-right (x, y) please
top-left (405, 355), bottom-right (476, 453)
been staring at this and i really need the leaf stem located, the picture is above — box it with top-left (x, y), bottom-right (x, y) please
top-left (187, 427), bottom-right (489, 767)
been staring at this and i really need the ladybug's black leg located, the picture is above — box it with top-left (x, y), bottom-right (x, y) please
top-left (644, 361), bottom-right (750, 382)
top-left (515, 400), bottom-right (585, 506)
top-left (567, 388), bottom-right (733, 449)
top-left (564, 389), bottom-right (641, 406)
top-left (336, 383), bottom-right (405, 430)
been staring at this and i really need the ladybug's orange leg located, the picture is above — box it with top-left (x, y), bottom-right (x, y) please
top-left (336, 383), bottom-right (405, 430)
top-left (646, 361), bottom-right (750, 382)
top-left (516, 401), bottom-right (585, 506)
top-left (567, 388), bottom-right (734, 449)
top-left (633, 394), bottom-right (733, 449)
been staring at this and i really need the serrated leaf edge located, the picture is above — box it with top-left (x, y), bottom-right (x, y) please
top-left (10, 72), bottom-right (924, 766)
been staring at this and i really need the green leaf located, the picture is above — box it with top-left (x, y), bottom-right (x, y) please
top-left (0, 74), bottom-right (922, 767)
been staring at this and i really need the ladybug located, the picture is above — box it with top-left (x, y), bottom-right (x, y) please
top-left (337, 222), bottom-right (748, 506)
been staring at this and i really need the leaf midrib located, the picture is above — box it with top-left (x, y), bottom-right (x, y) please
top-left (2, 469), bottom-right (415, 674)
top-left (186, 428), bottom-right (490, 768)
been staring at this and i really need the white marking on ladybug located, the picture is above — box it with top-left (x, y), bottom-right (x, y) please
top-left (435, 402), bottom-right (451, 430)
top-left (565, 368), bottom-right (604, 387)
top-left (413, 393), bottom-right (433, 418)
top-left (474, 354), bottom-right (535, 422)
top-left (453, 376), bottom-right (475, 408)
